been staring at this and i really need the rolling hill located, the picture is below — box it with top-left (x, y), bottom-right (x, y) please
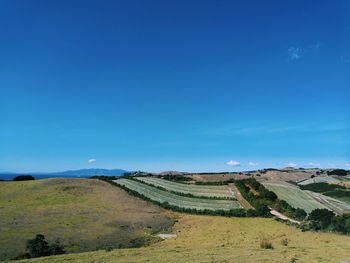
top-left (15, 214), bottom-right (350, 263)
top-left (0, 178), bottom-right (173, 260)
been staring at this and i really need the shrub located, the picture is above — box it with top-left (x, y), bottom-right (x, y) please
top-left (260, 236), bottom-right (273, 249)
top-left (26, 234), bottom-right (51, 258)
top-left (25, 234), bottom-right (65, 259)
top-left (13, 175), bottom-right (35, 181)
top-left (327, 169), bottom-right (349, 176)
top-left (280, 238), bottom-right (289, 246)
top-left (308, 209), bottom-right (335, 230)
top-left (11, 251), bottom-right (31, 260)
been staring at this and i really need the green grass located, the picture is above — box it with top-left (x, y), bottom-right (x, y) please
top-left (15, 214), bottom-right (350, 263)
top-left (134, 177), bottom-right (233, 198)
top-left (114, 179), bottom-right (240, 210)
top-left (0, 178), bottom-right (173, 260)
top-left (263, 183), bottom-right (327, 213)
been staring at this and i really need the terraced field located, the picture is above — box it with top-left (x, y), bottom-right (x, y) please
top-left (114, 179), bottom-right (241, 210)
top-left (304, 191), bottom-right (350, 214)
top-left (135, 177), bottom-right (233, 198)
top-left (263, 183), bottom-right (327, 213)
top-left (298, 176), bottom-right (340, 185)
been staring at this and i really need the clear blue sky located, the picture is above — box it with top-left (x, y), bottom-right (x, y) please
top-left (1, 0), bottom-right (349, 173)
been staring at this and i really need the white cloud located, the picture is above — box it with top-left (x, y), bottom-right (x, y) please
top-left (226, 160), bottom-right (240, 166)
top-left (88, 159), bottom-right (96, 163)
top-left (288, 47), bottom-right (301, 60)
top-left (309, 162), bottom-right (320, 167)
top-left (248, 162), bottom-right (259, 166)
top-left (345, 163), bottom-right (350, 167)
top-left (286, 162), bottom-right (297, 167)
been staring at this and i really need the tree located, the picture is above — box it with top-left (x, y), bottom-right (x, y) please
top-left (26, 234), bottom-right (50, 258)
top-left (49, 239), bottom-right (65, 255)
top-left (13, 175), bottom-right (35, 181)
top-left (308, 209), bottom-right (335, 230)
top-left (25, 234), bottom-right (65, 259)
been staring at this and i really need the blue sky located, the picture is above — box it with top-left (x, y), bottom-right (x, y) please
top-left (1, 0), bottom-right (349, 173)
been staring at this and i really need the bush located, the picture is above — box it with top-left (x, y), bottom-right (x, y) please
top-left (26, 234), bottom-right (51, 258)
top-left (280, 238), bottom-right (289, 246)
top-left (308, 209), bottom-right (335, 230)
top-left (327, 169), bottom-right (349, 176)
top-left (25, 234), bottom-right (65, 259)
top-left (260, 236), bottom-right (273, 249)
top-left (13, 175), bottom-right (35, 181)
top-left (11, 251), bottom-right (31, 260)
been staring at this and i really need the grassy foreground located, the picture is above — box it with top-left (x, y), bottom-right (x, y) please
top-left (0, 178), bottom-right (173, 260)
top-left (15, 214), bottom-right (350, 263)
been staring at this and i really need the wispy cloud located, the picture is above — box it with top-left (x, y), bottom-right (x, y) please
top-left (226, 160), bottom-right (240, 166)
top-left (88, 159), bottom-right (96, 163)
top-left (287, 42), bottom-right (321, 61)
top-left (308, 162), bottom-right (320, 167)
top-left (248, 162), bottom-right (259, 166)
top-left (286, 162), bottom-right (297, 167)
top-left (288, 47), bottom-right (302, 60)
top-left (345, 163), bottom-right (350, 167)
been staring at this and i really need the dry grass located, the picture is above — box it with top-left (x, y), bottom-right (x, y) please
top-left (15, 214), bottom-right (350, 263)
top-left (0, 178), bottom-right (173, 260)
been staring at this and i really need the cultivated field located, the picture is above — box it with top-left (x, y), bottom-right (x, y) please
top-left (263, 183), bottom-right (327, 213)
top-left (135, 177), bottom-right (233, 198)
top-left (298, 176), bottom-right (340, 185)
top-left (304, 191), bottom-right (350, 214)
top-left (114, 179), bottom-right (240, 210)
top-left (17, 214), bottom-right (350, 263)
top-left (0, 178), bottom-right (173, 260)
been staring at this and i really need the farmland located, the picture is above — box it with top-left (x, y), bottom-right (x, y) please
top-left (114, 179), bottom-right (240, 210)
top-left (263, 183), bottom-right (327, 213)
top-left (298, 176), bottom-right (340, 185)
top-left (305, 190), bottom-right (350, 214)
top-left (134, 177), bottom-right (233, 198)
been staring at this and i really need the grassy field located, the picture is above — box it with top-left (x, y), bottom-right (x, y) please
top-left (114, 179), bottom-right (240, 210)
top-left (263, 183), bottom-right (327, 213)
top-left (0, 178), bottom-right (173, 260)
top-left (16, 213), bottom-right (350, 263)
top-left (135, 177), bottom-right (233, 198)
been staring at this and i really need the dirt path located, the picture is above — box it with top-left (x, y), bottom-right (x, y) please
top-left (269, 209), bottom-right (300, 224)
top-left (228, 183), bottom-right (254, 209)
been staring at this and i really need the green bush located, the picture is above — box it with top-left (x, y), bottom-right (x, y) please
top-left (25, 234), bottom-right (65, 259)
top-left (308, 209), bottom-right (335, 230)
top-left (13, 175), bottom-right (35, 181)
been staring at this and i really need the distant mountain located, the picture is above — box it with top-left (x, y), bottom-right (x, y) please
top-left (50, 168), bottom-right (130, 177)
top-left (0, 168), bottom-right (131, 180)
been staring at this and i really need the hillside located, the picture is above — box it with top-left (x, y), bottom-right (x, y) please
top-left (0, 178), bottom-right (173, 260)
top-left (16, 214), bottom-right (350, 263)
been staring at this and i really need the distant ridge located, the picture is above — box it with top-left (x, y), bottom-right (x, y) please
top-left (51, 168), bottom-right (130, 176)
top-left (0, 168), bottom-right (131, 180)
